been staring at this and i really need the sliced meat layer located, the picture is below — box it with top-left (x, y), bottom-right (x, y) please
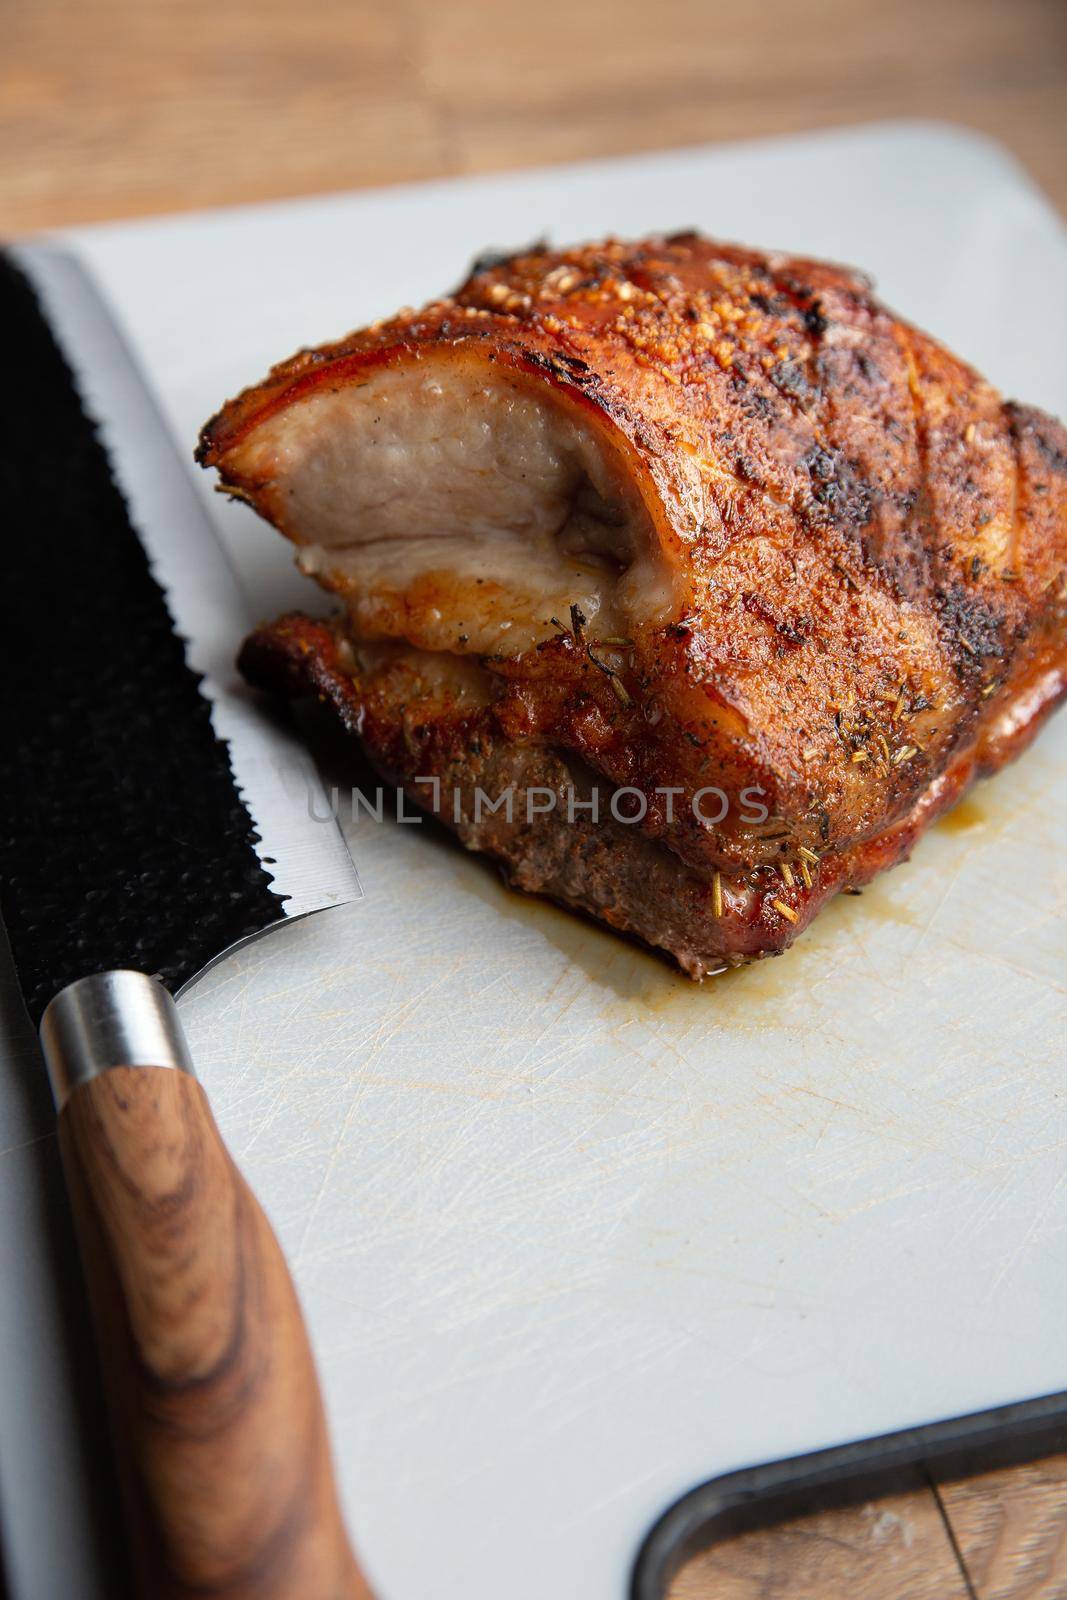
top-left (219, 350), bottom-right (673, 656)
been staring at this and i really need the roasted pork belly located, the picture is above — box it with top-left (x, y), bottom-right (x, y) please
top-left (199, 234), bottom-right (1067, 975)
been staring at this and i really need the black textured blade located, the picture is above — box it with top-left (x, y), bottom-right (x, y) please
top-left (0, 254), bottom-right (285, 1024)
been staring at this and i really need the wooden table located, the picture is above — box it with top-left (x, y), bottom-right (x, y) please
top-left (3, 0), bottom-right (1065, 1593)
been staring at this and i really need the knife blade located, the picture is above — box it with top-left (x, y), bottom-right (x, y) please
top-left (0, 246), bottom-right (371, 1599)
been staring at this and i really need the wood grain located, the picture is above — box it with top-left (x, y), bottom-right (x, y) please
top-left (935, 1456), bottom-right (1067, 1598)
top-left (423, 0), bottom-right (1067, 213)
top-left (669, 1457), bottom-right (1067, 1599)
top-left (1, 0), bottom-right (1064, 235)
top-left (58, 1067), bottom-right (372, 1600)
top-left (669, 1473), bottom-right (973, 1600)
top-left (5, 1), bottom-right (1065, 1594)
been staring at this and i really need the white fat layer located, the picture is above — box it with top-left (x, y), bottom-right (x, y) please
top-left (242, 360), bottom-right (673, 653)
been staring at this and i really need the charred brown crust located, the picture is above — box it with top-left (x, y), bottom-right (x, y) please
top-left (208, 231), bottom-right (1067, 973)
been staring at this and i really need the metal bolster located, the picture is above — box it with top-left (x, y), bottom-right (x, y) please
top-left (39, 971), bottom-right (196, 1110)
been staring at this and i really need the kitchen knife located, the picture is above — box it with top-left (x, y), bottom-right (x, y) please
top-left (0, 244), bottom-right (371, 1600)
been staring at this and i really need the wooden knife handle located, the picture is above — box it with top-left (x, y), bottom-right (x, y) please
top-left (41, 973), bottom-right (372, 1600)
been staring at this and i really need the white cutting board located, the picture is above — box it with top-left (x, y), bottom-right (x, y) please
top-left (2, 121), bottom-right (1066, 1600)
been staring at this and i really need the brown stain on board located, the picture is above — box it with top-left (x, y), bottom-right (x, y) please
top-left (936, 795), bottom-right (989, 835)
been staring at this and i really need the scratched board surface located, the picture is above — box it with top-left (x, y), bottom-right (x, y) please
top-left (1, 123), bottom-right (1066, 1600)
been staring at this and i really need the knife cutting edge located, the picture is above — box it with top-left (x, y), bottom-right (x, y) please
top-left (0, 244), bottom-right (371, 1599)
